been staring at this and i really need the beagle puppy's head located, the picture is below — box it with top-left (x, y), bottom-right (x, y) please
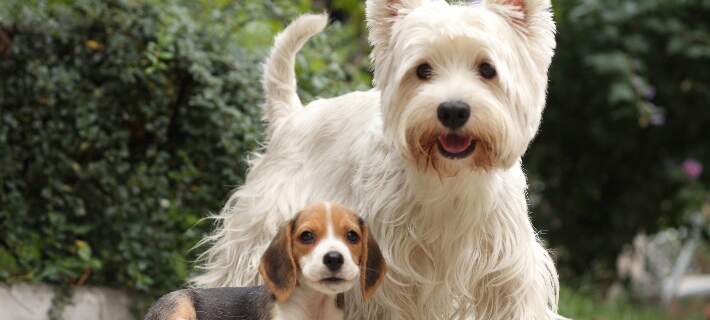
top-left (259, 202), bottom-right (387, 302)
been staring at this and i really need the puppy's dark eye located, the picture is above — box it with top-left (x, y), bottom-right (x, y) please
top-left (299, 231), bottom-right (315, 244)
top-left (478, 62), bottom-right (497, 79)
top-left (346, 231), bottom-right (360, 244)
top-left (416, 63), bottom-right (433, 80)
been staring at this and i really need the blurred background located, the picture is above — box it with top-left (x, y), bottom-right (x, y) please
top-left (1, 0), bottom-right (709, 319)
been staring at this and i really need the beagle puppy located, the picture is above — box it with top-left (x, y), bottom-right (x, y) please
top-left (144, 202), bottom-right (386, 320)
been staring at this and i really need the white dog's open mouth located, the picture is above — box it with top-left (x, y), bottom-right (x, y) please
top-left (437, 133), bottom-right (476, 159)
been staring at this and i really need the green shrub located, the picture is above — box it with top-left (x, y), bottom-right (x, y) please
top-left (0, 0), bottom-right (264, 293)
top-left (527, 0), bottom-right (710, 278)
top-left (0, 0), bottom-right (370, 302)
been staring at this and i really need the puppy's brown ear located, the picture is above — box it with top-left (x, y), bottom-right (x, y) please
top-left (359, 219), bottom-right (387, 299)
top-left (259, 219), bottom-right (297, 302)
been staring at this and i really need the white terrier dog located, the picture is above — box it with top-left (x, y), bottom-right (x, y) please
top-left (193, 0), bottom-right (560, 319)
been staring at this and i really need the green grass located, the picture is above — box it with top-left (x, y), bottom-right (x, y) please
top-left (559, 286), bottom-right (705, 320)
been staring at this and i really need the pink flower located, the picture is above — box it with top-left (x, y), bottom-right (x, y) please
top-left (682, 159), bottom-right (703, 180)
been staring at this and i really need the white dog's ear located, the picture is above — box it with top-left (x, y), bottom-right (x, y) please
top-left (485, 0), bottom-right (555, 34)
top-left (366, 0), bottom-right (427, 83)
top-left (485, 0), bottom-right (556, 67)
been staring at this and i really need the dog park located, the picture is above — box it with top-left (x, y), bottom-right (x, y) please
top-left (1, 0), bottom-right (709, 319)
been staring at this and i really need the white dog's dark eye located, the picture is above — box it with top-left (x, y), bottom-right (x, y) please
top-left (346, 230), bottom-right (360, 243)
top-left (479, 62), bottom-right (497, 79)
top-left (299, 231), bottom-right (315, 244)
top-left (416, 63), bottom-right (433, 80)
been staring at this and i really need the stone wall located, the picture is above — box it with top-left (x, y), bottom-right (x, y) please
top-left (0, 284), bottom-right (134, 320)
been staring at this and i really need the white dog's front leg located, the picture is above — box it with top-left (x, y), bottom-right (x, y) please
top-left (463, 240), bottom-right (560, 320)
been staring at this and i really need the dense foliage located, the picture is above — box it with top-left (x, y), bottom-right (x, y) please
top-left (0, 0), bottom-right (266, 292)
top-left (0, 0), bottom-right (369, 298)
top-left (530, 0), bottom-right (710, 278)
top-left (0, 0), bottom-right (708, 303)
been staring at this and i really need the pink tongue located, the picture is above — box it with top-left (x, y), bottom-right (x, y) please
top-left (438, 134), bottom-right (472, 153)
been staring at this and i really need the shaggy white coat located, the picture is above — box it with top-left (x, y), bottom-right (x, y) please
top-left (193, 0), bottom-right (561, 319)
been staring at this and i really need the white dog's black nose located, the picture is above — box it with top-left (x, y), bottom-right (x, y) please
top-left (438, 101), bottom-right (470, 130)
top-left (323, 251), bottom-right (344, 271)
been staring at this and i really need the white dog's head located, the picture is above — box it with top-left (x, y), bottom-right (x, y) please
top-left (367, 0), bottom-right (556, 175)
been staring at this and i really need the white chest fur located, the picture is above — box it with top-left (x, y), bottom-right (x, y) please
top-left (272, 288), bottom-right (344, 320)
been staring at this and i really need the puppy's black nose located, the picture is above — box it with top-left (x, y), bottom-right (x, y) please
top-left (437, 101), bottom-right (470, 130)
top-left (323, 251), bottom-right (344, 272)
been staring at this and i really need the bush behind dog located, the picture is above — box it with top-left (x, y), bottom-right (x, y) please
top-left (0, 0), bottom-right (370, 302)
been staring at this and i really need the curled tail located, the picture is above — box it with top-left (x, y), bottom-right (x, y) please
top-left (262, 13), bottom-right (328, 133)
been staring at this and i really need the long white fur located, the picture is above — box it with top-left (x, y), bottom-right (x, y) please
top-left (193, 1), bottom-right (562, 319)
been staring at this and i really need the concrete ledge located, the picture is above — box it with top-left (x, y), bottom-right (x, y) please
top-left (0, 283), bottom-right (134, 320)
